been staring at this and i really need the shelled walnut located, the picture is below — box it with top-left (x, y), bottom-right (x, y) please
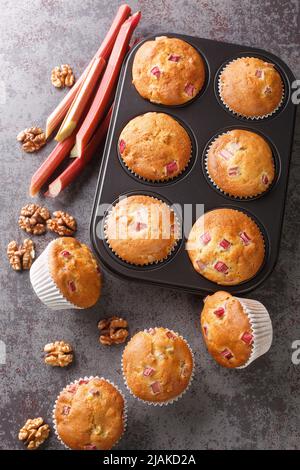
top-left (18, 417), bottom-right (50, 450)
top-left (7, 239), bottom-right (35, 271)
top-left (98, 317), bottom-right (129, 345)
top-left (51, 64), bottom-right (75, 88)
top-left (43, 341), bottom-right (73, 367)
top-left (47, 211), bottom-right (77, 236)
top-left (18, 204), bottom-right (50, 235)
top-left (17, 127), bottom-right (46, 153)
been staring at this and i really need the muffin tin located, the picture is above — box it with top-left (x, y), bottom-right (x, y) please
top-left (90, 33), bottom-right (297, 295)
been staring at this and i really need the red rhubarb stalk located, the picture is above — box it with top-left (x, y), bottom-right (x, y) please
top-left (55, 57), bottom-right (106, 142)
top-left (76, 11), bottom-right (141, 158)
top-left (29, 136), bottom-right (75, 196)
top-left (45, 4), bottom-right (131, 138)
top-left (46, 107), bottom-right (113, 197)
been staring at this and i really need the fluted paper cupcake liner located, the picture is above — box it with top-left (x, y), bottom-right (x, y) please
top-left (29, 241), bottom-right (81, 310)
top-left (204, 132), bottom-right (275, 199)
top-left (234, 297), bottom-right (273, 368)
top-left (218, 57), bottom-right (285, 120)
top-left (52, 376), bottom-right (128, 450)
top-left (121, 328), bottom-right (195, 406)
top-left (103, 195), bottom-right (181, 266)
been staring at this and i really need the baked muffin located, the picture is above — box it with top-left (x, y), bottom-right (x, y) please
top-left (118, 112), bottom-right (191, 181)
top-left (122, 327), bottom-right (194, 404)
top-left (201, 291), bottom-right (273, 368)
top-left (187, 208), bottom-right (265, 285)
top-left (206, 129), bottom-right (275, 198)
top-left (219, 57), bottom-right (283, 118)
top-left (30, 237), bottom-right (101, 309)
top-left (104, 195), bottom-right (179, 265)
top-left (53, 377), bottom-right (126, 450)
top-left (132, 36), bottom-right (205, 105)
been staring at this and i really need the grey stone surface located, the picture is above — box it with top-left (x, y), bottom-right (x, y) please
top-left (0, 0), bottom-right (299, 450)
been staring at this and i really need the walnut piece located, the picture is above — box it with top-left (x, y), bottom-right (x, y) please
top-left (19, 204), bottom-right (50, 235)
top-left (51, 64), bottom-right (75, 88)
top-left (98, 317), bottom-right (129, 345)
top-left (47, 211), bottom-right (77, 236)
top-left (17, 127), bottom-right (46, 153)
top-left (18, 417), bottom-right (50, 450)
top-left (44, 341), bottom-right (73, 367)
top-left (7, 239), bottom-right (35, 271)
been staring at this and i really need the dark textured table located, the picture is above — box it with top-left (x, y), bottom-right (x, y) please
top-left (0, 0), bottom-right (299, 450)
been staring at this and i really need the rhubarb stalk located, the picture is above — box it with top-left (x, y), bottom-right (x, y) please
top-left (76, 11), bottom-right (141, 158)
top-left (46, 106), bottom-right (113, 197)
top-left (55, 57), bottom-right (106, 142)
top-left (45, 4), bottom-right (131, 138)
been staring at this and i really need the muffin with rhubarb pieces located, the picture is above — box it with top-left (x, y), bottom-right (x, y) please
top-left (205, 129), bottom-right (275, 198)
top-left (118, 112), bottom-right (192, 181)
top-left (30, 237), bottom-right (101, 309)
top-left (201, 291), bottom-right (273, 368)
top-left (104, 195), bottom-right (179, 265)
top-left (132, 36), bottom-right (205, 105)
top-left (186, 208), bottom-right (265, 285)
top-left (219, 57), bottom-right (283, 118)
top-left (122, 327), bottom-right (194, 405)
top-left (53, 377), bottom-right (126, 450)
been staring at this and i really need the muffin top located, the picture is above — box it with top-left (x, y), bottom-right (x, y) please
top-left (132, 36), bottom-right (205, 105)
top-left (187, 208), bottom-right (265, 285)
top-left (49, 237), bottom-right (101, 308)
top-left (201, 291), bottom-right (253, 368)
top-left (206, 129), bottom-right (275, 197)
top-left (105, 195), bottom-right (178, 265)
top-left (54, 377), bottom-right (125, 450)
top-left (122, 327), bottom-right (193, 402)
top-left (119, 112), bottom-right (191, 181)
top-left (219, 57), bottom-right (283, 118)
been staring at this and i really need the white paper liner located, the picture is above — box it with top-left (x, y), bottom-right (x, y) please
top-left (234, 297), bottom-right (273, 368)
top-left (103, 195), bottom-right (181, 266)
top-left (204, 132), bottom-right (275, 199)
top-left (29, 241), bottom-right (82, 310)
top-left (218, 57), bottom-right (285, 120)
top-left (121, 328), bottom-right (195, 406)
top-left (52, 376), bottom-right (128, 450)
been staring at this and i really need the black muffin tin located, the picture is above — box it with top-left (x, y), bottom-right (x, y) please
top-left (90, 33), bottom-right (297, 295)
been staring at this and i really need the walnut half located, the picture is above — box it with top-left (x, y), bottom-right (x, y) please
top-left (47, 211), bottom-right (77, 236)
top-left (51, 64), bottom-right (75, 88)
top-left (18, 204), bottom-right (50, 235)
top-left (44, 341), bottom-right (73, 367)
top-left (98, 317), bottom-right (129, 345)
top-left (18, 417), bottom-right (50, 450)
top-left (17, 127), bottom-right (46, 153)
top-left (7, 239), bottom-right (35, 271)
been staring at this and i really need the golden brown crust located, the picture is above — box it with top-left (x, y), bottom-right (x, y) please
top-left (201, 291), bottom-right (253, 368)
top-left (119, 112), bottom-right (191, 181)
top-left (105, 195), bottom-right (178, 265)
top-left (187, 208), bottom-right (265, 285)
top-left (54, 378), bottom-right (125, 450)
top-left (207, 129), bottom-right (275, 197)
top-left (122, 327), bottom-right (193, 402)
top-left (48, 237), bottom-right (101, 308)
top-left (219, 57), bottom-right (283, 118)
top-left (132, 36), bottom-right (205, 105)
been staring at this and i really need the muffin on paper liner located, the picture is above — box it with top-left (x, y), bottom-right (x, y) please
top-left (235, 297), bottom-right (273, 369)
top-left (52, 376), bottom-right (128, 450)
top-left (121, 328), bottom-right (195, 406)
top-left (204, 132), bottom-right (275, 199)
top-left (218, 57), bottom-right (285, 120)
top-left (103, 195), bottom-right (181, 266)
top-left (29, 240), bottom-right (80, 310)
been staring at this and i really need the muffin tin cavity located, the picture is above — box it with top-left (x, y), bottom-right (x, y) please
top-left (101, 191), bottom-right (183, 271)
top-left (215, 53), bottom-right (288, 121)
top-left (202, 126), bottom-right (281, 201)
top-left (117, 112), bottom-right (197, 185)
top-left (90, 33), bottom-right (296, 295)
